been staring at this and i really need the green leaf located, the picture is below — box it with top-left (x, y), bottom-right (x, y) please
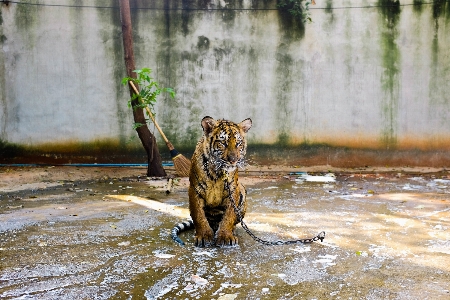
top-left (132, 122), bottom-right (146, 130)
top-left (122, 66), bottom-right (176, 131)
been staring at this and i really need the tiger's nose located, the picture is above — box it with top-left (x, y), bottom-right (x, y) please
top-left (227, 154), bottom-right (238, 164)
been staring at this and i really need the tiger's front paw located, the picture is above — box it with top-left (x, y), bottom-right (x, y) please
top-left (194, 227), bottom-right (214, 247)
top-left (215, 230), bottom-right (238, 247)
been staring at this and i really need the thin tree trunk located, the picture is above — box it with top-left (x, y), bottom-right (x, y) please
top-left (119, 0), bottom-right (166, 177)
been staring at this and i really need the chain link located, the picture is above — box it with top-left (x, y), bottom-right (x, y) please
top-left (224, 171), bottom-right (326, 245)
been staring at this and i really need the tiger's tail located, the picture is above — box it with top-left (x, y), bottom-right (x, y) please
top-left (171, 220), bottom-right (195, 246)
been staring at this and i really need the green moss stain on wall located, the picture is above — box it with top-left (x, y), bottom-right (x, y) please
top-left (276, 132), bottom-right (291, 147)
top-left (378, 0), bottom-right (401, 149)
top-left (14, 2), bottom-right (39, 48)
top-left (274, 44), bottom-right (294, 145)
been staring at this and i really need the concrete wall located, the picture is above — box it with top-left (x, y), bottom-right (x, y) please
top-left (1, 0), bottom-right (450, 163)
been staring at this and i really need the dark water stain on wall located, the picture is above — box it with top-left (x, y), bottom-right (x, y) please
top-left (153, 2), bottom-right (186, 148)
top-left (97, 2), bottom-right (128, 147)
top-left (432, 0), bottom-right (450, 20)
top-left (378, 0), bottom-right (401, 149)
top-left (0, 139), bottom-right (147, 164)
top-left (149, 2), bottom-right (213, 150)
top-left (4, 139), bottom-right (450, 167)
top-left (413, 0), bottom-right (424, 13)
top-left (154, 0), bottom-right (212, 144)
top-left (156, 0), bottom-right (210, 37)
top-left (181, 0), bottom-right (192, 37)
top-left (12, 0), bottom-right (39, 100)
top-left (276, 6), bottom-right (305, 41)
top-left (324, 0), bottom-right (335, 23)
top-left (218, 0), bottom-right (236, 24)
top-left (273, 5), bottom-right (305, 145)
top-left (325, 0), bottom-right (333, 13)
top-left (274, 43), bottom-right (294, 145)
top-left (14, 1), bottom-right (39, 38)
top-left (249, 0), bottom-right (272, 9)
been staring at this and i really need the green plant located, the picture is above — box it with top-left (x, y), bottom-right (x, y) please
top-left (277, 0), bottom-right (313, 23)
top-left (122, 68), bottom-right (175, 129)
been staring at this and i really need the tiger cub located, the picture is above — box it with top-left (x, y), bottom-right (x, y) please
top-left (171, 116), bottom-right (252, 247)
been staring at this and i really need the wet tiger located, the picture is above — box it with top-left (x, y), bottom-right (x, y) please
top-left (171, 116), bottom-right (252, 247)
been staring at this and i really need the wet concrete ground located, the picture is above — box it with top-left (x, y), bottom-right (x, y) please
top-left (0, 166), bottom-right (449, 299)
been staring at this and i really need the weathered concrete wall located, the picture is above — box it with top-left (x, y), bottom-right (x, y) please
top-left (1, 0), bottom-right (450, 162)
top-left (0, 0), bottom-right (132, 149)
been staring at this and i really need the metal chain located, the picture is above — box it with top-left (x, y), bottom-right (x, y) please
top-left (223, 171), bottom-right (326, 245)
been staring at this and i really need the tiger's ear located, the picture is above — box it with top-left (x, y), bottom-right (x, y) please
top-left (239, 118), bottom-right (252, 133)
top-left (201, 116), bottom-right (216, 135)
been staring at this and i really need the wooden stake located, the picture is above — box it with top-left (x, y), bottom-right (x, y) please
top-left (119, 0), bottom-right (166, 177)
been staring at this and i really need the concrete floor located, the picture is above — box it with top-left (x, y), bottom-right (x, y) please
top-left (0, 166), bottom-right (449, 299)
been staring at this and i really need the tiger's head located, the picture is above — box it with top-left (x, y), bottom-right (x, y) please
top-left (201, 116), bottom-right (252, 173)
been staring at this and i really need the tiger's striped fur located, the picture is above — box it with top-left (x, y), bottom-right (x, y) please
top-left (188, 116), bottom-right (252, 247)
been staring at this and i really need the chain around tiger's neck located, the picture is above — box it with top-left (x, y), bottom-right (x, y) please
top-left (222, 170), bottom-right (326, 246)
